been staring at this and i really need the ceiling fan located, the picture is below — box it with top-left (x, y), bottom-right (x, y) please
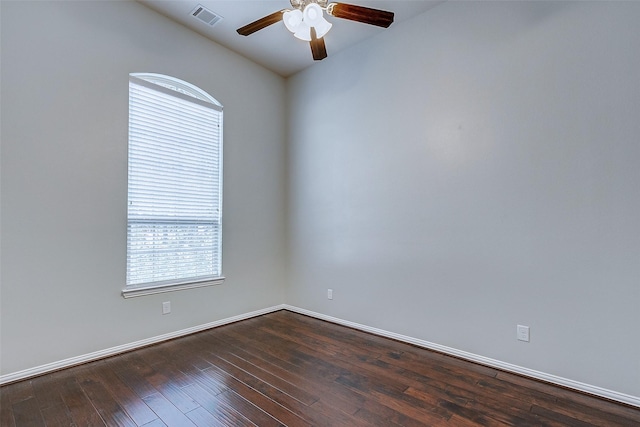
top-left (237, 0), bottom-right (394, 61)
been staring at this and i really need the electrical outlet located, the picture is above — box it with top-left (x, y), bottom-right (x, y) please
top-left (162, 301), bottom-right (171, 315)
top-left (517, 325), bottom-right (530, 342)
top-left (327, 289), bottom-right (333, 300)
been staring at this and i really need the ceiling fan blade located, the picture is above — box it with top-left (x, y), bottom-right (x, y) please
top-left (237, 10), bottom-right (286, 36)
top-left (310, 27), bottom-right (327, 61)
top-left (327, 3), bottom-right (394, 28)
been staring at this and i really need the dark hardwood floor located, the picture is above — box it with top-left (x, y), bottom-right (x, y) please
top-left (1, 310), bottom-right (639, 426)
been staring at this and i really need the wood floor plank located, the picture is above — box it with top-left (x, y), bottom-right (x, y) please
top-left (12, 396), bottom-right (46, 427)
top-left (182, 383), bottom-right (264, 427)
top-left (212, 334), bottom-right (369, 417)
top-left (207, 350), bottom-right (367, 427)
top-left (77, 375), bottom-right (137, 427)
top-left (308, 397), bottom-right (389, 427)
top-left (2, 379), bottom-right (34, 405)
top-left (31, 371), bottom-right (68, 410)
top-left (216, 328), bottom-right (375, 418)
top-left (539, 384), bottom-right (640, 426)
top-left (377, 346), bottom-right (561, 414)
top-left (59, 376), bottom-right (106, 426)
top-left (532, 398), bottom-right (640, 427)
top-left (182, 364), bottom-right (227, 395)
top-left (145, 372), bottom-right (200, 414)
top-left (40, 403), bottom-right (77, 426)
top-left (336, 371), bottom-right (453, 425)
top-left (407, 383), bottom-right (561, 426)
top-left (184, 406), bottom-right (229, 427)
top-left (241, 322), bottom-right (456, 424)
top-left (357, 398), bottom-right (436, 427)
top-left (90, 362), bottom-right (160, 427)
top-left (205, 352), bottom-right (315, 410)
top-left (142, 392), bottom-right (196, 427)
top-left (439, 399), bottom-right (512, 426)
top-left (109, 354), bottom-right (161, 400)
top-left (139, 419), bottom-right (167, 427)
top-left (276, 310), bottom-right (500, 378)
top-left (351, 405), bottom-right (408, 427)
top-left (200, 364), bottom-right (312, 427)
top-left (2, 310), bottom-right (638, 427)
top-left (0, 385), bottom-right (18, 427)
top-left (530, 404), bottom-right (601, 427)
top-left (214, 350), bottom-right (319, 406)
top-left (214, 389), bottom-right (280, 427)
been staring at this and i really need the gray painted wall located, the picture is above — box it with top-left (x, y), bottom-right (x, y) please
top-left (1, 1), bottom-right (287, 375)
top-left (1, 0), bottom-right (639, 401)
top-left (286, 1), bottom-right (640, 397)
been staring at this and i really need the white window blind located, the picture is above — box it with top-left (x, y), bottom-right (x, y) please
top-left (126, 74), bottom-right (223, 291)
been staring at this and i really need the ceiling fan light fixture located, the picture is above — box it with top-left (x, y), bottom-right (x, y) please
top-left (293, 22), bottom-right (312, 41)
top-left (303, 3), bottom-right (323, 26)
top-left (283, 9), bottom-right (303, 33)
top-left (313, 17), bottom-right (332, 38)
top-left (300, 3), bottom-right (332, 39)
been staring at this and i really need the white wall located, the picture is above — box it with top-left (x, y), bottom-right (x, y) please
top-left (287, 1), bottom-right (640, 397)
top-left (2, 0), bottom-right (639, 403)
top-left (0, 1), bottom-right (287, 375)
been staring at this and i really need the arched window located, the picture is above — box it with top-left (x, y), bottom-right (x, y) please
top-left (124, 73), bottom-right (223, 297)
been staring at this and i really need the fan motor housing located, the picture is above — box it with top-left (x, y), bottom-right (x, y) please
top-left (291, 0), bottom-right (329, 10)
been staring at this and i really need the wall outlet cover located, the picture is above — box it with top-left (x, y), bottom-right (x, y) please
top-left (517, 325), bottom-right (530, 342)
top-left (162, 301), bottom-right (171, 315)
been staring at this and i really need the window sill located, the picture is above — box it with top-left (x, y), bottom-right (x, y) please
top-left (122, 277), bottom-right (225, 298)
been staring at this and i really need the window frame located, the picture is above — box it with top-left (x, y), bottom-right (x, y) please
top-left (122, 73), bottom-right (224, 298)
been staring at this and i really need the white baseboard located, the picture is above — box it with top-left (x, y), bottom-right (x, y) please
top-left (0, 304), bottom-right (286, 386)
top-left (282, 304), bottom-right (640, 409)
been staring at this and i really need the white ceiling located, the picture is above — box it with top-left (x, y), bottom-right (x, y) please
top-left (138, 1), bottom-right (443, 77)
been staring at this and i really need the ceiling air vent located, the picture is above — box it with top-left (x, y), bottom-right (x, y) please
top-left (191, 5), bottom-right (223, 27)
